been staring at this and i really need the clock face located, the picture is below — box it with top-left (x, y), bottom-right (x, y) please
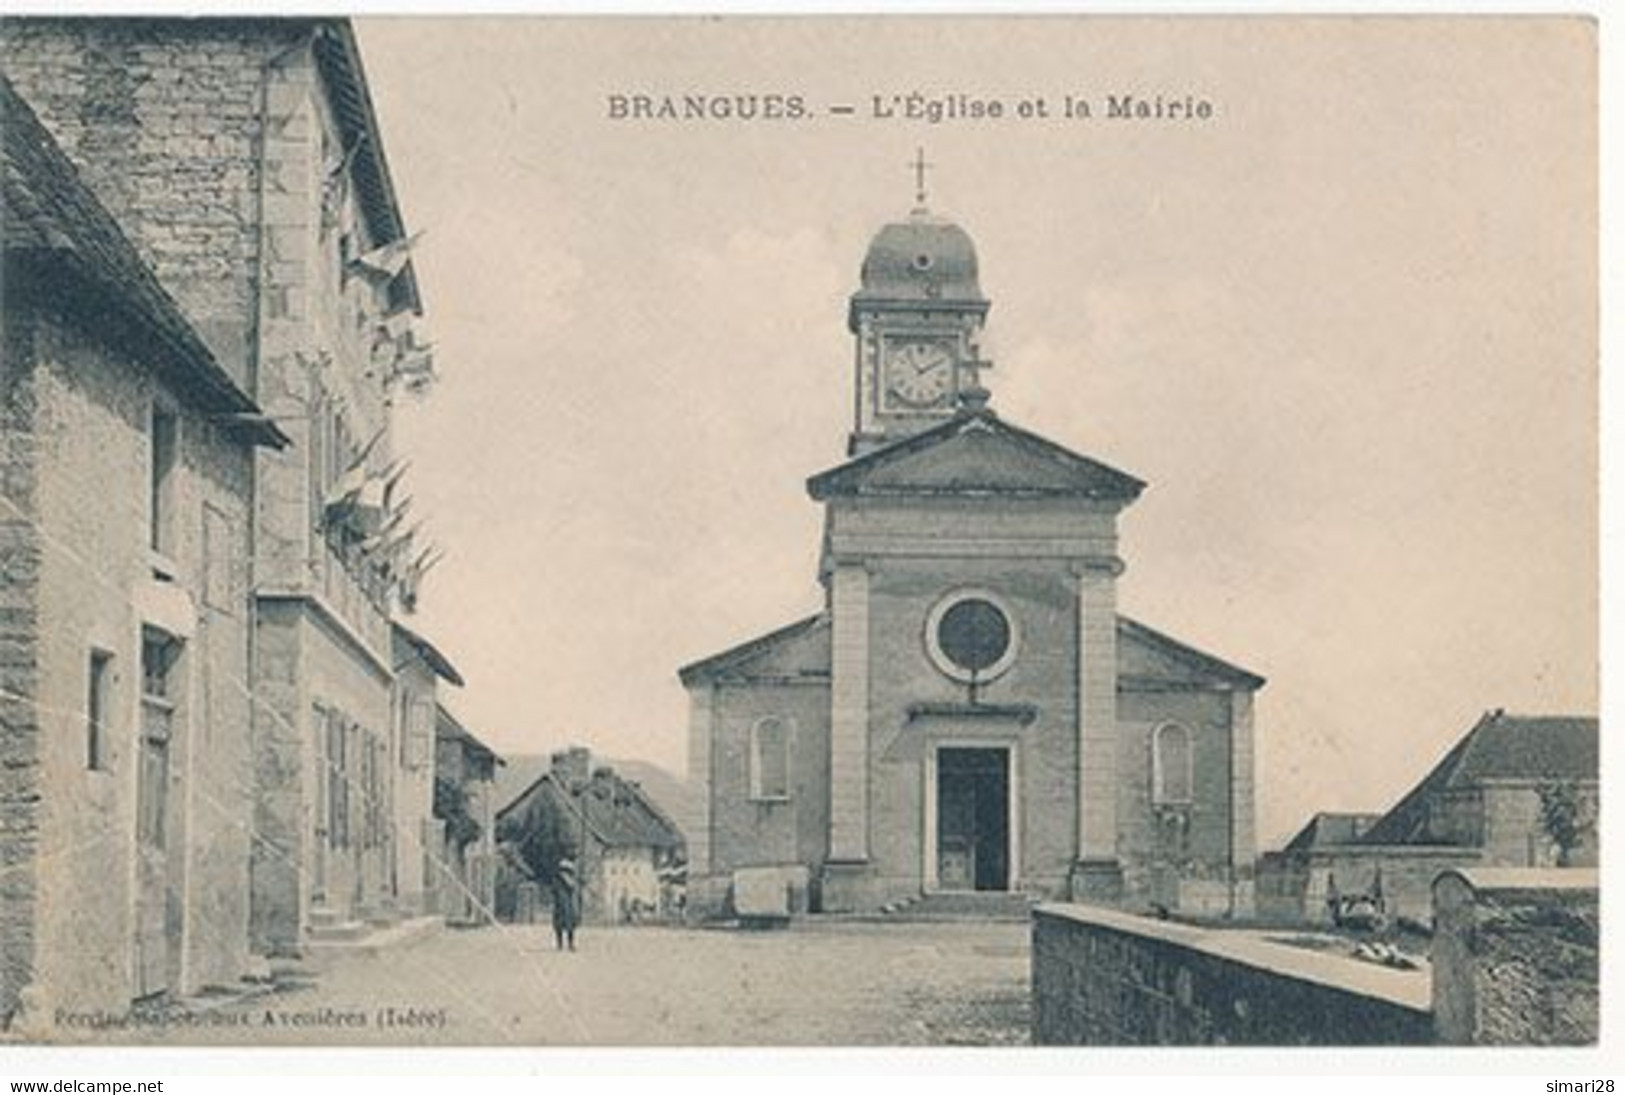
top-left (883, 339), bottom-right (956, 410)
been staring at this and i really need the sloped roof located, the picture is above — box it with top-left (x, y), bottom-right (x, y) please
top-left (497, 766), bottom-right (683, 851)
top-left (0, 76), bottom-right (286, 448)
top-left (494, 755), bottom-right (700, 843)
top-left (678, 612), bottom-right (830, 687)
top-left (392, 622), bottom-right (465, 687)
top-left (678, 609), bottom-right (1263, 691)
top-left (1282, 812), bottom-right (1385, 853)
top-left (435, 703), bottom-right (502, 768)
top-left (1358, 711), bottom-right (1599, 846)
top-left (1118, 616), bottom-right (1266, 690)
top-left (806, 408), bottom-right (1145, 502)
top-left (310, 18), bottom-right (422, 314)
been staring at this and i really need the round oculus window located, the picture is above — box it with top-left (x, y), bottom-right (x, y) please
top-left (925, 590), bottom-right (1019, 683)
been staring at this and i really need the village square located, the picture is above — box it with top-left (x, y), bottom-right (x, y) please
top-left (0, 17), bottom-right (1599, 1050)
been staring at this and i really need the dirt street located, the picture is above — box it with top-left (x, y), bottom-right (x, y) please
top-left (106, 919), bottom-right (1032, 1047)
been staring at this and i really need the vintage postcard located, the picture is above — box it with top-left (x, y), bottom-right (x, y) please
top-left (0, 14), bottom-right (1599, 1053)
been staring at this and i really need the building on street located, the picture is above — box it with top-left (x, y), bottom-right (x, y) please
top-left (389, 622), bottom-right (465, 921)
top-left (1, 14), bottom-right (445, 954)
top-left (1256, 709), bottom-right (1599, 924)
top-left (2, 17), bottom-right (461, 1026)
top-left (0, 76), bottom-right (287, 1023)
top-left (496, 747), bottom-right (685, 924)
top-left (679, 198), bottom-right (1265, 917)
top-left (430, 703), bottom-right (502, 924)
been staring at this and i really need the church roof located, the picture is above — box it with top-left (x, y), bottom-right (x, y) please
top-left (679, 609), bottom-right (1263, 693)
top-left (806, 407), bottom-right (1146, 502)
top-left (1356, 711), bottom-right (1599, 846)
top-left (0, 76), bottom-right (287, 449)
top-left (1117, 615), bottom-right (1267, 691)
top-left (677, 612), bottom-right (830, 687)
top-left (850, 206), bottom-right (987, 315)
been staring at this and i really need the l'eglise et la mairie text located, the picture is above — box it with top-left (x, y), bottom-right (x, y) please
top-left (868, 92), bottom-right (1215, 122)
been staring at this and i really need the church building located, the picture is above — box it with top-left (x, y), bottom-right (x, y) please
top-left (679, 187), bottom-right (1265, 917)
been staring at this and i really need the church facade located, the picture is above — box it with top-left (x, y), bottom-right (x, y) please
top-left (679, 199), bottom-right (1264, 917)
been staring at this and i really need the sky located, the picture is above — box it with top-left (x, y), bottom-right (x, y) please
top-left (354, 16), bottom-right (1596, 847)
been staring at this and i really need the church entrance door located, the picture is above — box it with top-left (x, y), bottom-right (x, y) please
top-left (932, 747), bottom-right (1010, 892)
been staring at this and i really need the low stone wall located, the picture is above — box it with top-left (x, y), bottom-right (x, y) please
top-left (1256, 845), bottom-right (1484, 925)
top-left (1432, 868), bottom-right (1598, 1045)
top-left (1032, 903), bottom-right (1432, 1045)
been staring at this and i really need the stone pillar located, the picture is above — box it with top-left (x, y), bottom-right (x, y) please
top-left (1229, 690), bottom-right (1257, 916)
top-left (827, 563), bottom-right (871, 863)
top-left (1070, 558), bottom-right (1122, 901)
top-left (1433, 869), bottom-right (1599, 1045)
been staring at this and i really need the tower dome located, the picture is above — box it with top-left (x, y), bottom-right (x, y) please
top-left (848, 207), bottom-right (988, 330)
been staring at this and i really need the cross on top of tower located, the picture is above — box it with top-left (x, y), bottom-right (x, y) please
top-left (910, 147), bottom-right (933, 210)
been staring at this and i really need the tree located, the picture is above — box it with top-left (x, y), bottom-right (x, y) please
top-left (499, 791), bottom-right (578, 886)
top-left (1536, 780), bottom-right (1594, 867)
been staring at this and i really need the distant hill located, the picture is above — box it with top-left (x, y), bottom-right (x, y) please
top-left (492, 753), bottom-right (702, 851)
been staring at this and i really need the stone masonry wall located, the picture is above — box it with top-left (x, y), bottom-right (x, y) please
top-left (2, 18), bottom-right (309, 390)
top-left (0, 283), bottom-right (260, 1032)
top-left (1432, 869), bottom-right (1599, 1046)
top-left (0, 305), bottom-right (42, 1029)
top-left (26, 305), bottom-right (256, 1024)
top-left (1254, 844), bottom-right (1485, 927)
top-left (1032, 903), bottom-right (1432, 1046)
top-left (6, 14), bottom-right (422, 971)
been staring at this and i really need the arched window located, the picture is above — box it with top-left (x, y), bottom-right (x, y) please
top-left (750, 716), bottom-right (791, 801)
top-left (1152, 722), bottom-right (1193, 805)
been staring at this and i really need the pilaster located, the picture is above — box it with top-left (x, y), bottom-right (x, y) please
top-left (828, 561), bottom-right (871, 862)
top-left (1229, 689), bottom-right (1257, 916)
top-left (1074, 557), bottom-right (1122, 880)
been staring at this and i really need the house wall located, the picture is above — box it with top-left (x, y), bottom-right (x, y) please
top-left (0, 306), bottom-right (43, 1029)
top-left (1, 18), bottom-right (300, 391)
top-left (1255, 779), bottom-right (1602, 928)
top-left (387, 650), bottom-right (438, 917)
top-left (1117, 687), bottom-right (1239, 914)
top-left (1254, 845), bottom-right (1485, 926)
top-left (600, 847), bottom-right (659, 922)
top-left (705, 680), bottom-right (830, 881)
top-left (1479, 782), bottom-right (1599, 868)
top-left (3, 306), bottom-right (255, 1024)
top-left (8, 19), bottom-right (415, 956)
top-left (693, 577), bottom-right (1253, 916)
top-left (465, 766), bottom-right (497, 922)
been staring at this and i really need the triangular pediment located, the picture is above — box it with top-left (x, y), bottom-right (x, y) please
top-left (678, 613), bottom-right (831, 686)
top-left (807, 411), bottom-right (1144, 502)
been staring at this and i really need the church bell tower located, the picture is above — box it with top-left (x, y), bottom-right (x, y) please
top-left (847, 152), bottom-right (991, 455)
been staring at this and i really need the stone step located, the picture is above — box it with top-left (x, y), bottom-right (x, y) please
top-left (306, 911), bottom-right (370, 942)
top-left (361, 904), bottom-right (405, 928)
top-left (306, 915), bottom-right (446, 956)
top-left (882, 891), bottom-right (1037, 921)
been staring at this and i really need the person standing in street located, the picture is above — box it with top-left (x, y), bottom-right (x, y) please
top-left (552, 854), bottom-right (579, 951)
